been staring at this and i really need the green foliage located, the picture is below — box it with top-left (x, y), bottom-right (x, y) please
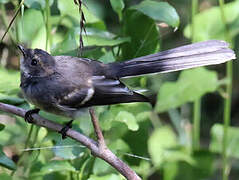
top-left (148, 126), bottom-right (194, 167)
top-left (110, 0), bottom-right (125, 21)
top-left (156, 68), bottom-right (218, 113)
top-left (184, 0), bottom-right (239, 41)
top-left (210, 124), bottom-right (239, 158)
top-left (0, 0), bottom-right (238, 180)
top-left (131, 0), bottom-right (180, 27)
top-left (122, 10), bottom-right (159, 59)
top-left (0, 145), bottom-right (16, 170)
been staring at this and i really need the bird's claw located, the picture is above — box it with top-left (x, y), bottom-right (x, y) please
top-left (24, 108), bottom-right (40, 123)
top-left (59, 120), bottom-right (73, 139)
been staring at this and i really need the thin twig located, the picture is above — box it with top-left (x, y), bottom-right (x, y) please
top-left (0, 102), bottom-right (141, 180)
top-left (1, 0), bottom-right (24, 42)
top-left (89, 108), bottom-right (106, 149)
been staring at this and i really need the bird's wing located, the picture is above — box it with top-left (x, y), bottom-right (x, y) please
top-left (54, 56), bottom-right (148, 108)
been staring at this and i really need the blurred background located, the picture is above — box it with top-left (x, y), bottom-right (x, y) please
top-left (0, 0), bottom-right (239, 179)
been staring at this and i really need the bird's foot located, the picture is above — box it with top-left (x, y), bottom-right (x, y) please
top-left (59, 120), bottom-right (74, 139)
top-left (25, 108), bottom-right (40, 123)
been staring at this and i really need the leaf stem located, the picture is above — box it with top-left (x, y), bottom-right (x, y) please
top-left (45, 0), bottom-right (52, 51)
top-left (191, 0), bottom-right (200, 151)
top-left (218, 0), bottom-right (233, 180)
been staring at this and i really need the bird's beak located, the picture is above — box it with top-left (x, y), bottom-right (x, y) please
top-left (17, 45), bottom-right (26, 57)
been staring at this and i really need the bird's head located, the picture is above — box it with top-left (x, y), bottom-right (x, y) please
top-left (18, 45), bottom-right (56, 78)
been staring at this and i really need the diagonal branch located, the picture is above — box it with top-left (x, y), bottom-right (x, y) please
top-left (0, 102), bottom-right (141, 180)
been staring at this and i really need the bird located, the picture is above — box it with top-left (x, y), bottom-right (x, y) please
top-left (18, 40), bottom-right (235, 138)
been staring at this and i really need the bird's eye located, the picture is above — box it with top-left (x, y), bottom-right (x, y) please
top-left (31, 59), bottom-right (38, 66)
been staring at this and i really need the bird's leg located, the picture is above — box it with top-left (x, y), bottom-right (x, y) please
top-left (59, 120), bottom-right (74, 139)
top-left (25, 108), bottom-right (40, 123)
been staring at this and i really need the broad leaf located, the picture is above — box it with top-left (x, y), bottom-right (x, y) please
top-left (53, 138), bottom-right (85, 160)
top-left (88, 174), bottom-right (124, 180)
top-left (131, 0), bottom-right (180, 27)
top-left (210, 124), bottom-right (239, 158)
top-left (110, 0), bottom-right (125, 20)
top-left (122, 10), bottom-right (159, 59)
top-left (115, 111), bottom-right (139, 131)
top-left (156, 68), bottom-right (218, 113)
top-left (148, 126), bottom-right (194, 166)
top-left (40, 160), bottom-right (76, 174)
top-left (184, 1), bottom-right (239, 41)
top-left (0, 68), bottom-right (20, 95)
top-left (17, 9), bottom-right (44, 43)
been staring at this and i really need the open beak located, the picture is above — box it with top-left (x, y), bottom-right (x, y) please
top-left (17, 45), bottom-right (26, 57)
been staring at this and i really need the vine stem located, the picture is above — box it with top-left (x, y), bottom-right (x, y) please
top-left (218, 0), bottom-right (233, 180)
top-left (191, 0), bottom-right (201, 151)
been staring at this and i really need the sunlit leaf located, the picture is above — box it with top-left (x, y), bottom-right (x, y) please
top-left (58, 0), bottom-right (102, 24)
top-left (83, 35), bottom-right (130, 47)
top-left (17, 9), bottom-right (44, 43)
top-left (156, 68), bottom-right (218, 113)
top-left (24, 0), bottom-right (53, 10)
top-left (110, 0), bottom-right (125, 20)
top-left (131, 0), bottom-right (180, 27)
top-left (115, 111), bottom-right (139, 131)
top-left (88, 174), bottom-right (124, 180)
top-left (210, 124), bottom-right (239, 158)
top-left (53, 138), bottom-right (85, 160)
top-left (184, 1), bottom-right (239, 41)
top-left (0, 0), bottom-right (9, 4)
top-left (0, 68), bottom-right (20, 95)
top-left (40, 160), bottom-right (76, 173)
top-left (51, 31), bottom-right (78, 56)
top-left (148, 126), bottom-right (194, 166)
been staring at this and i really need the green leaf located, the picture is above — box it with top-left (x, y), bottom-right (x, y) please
top-left (17, 9), bottom-right (44, 43)
top-left (93, 158), bottom-right (112, 176)
top-left (109, 139), bottom-right (130, 154)
top-left (122, 10), bottom-right (159, 59)
top-left (148, 126), bottom-right (194, 166)
top-left (24, 0), bottom-right (49, 10)
top-left (0, 0), bottom-right (9, 4)
top-left (210, 124), bottom-right (239, 158)
top-left (88, 174), bottom-right (124, 180)
top-left (0, 145), bottom-right (16, 170)
top-left (184, 1), bottom-right (239, 41)
top-left (0, 93), bottom-right (25, 105)
top-left (0, 173), bottom-right (12, 180)
top-left (0, 68), bottom-right (20, 95)
top-left (99, 110), bottom-right (114, 131)
top-left (131, 0), bottom-right (180, 27)
top-left (53, 138), bottom-right (85, 160)
top-left (115, 111), bottom-right (139, 131)
top-left (40, 160), bottom-right (76, 174)
top-left (51, 31), bottom-right (78, 56)
top-left (155, 68), bottom-right (218, 113)
top-left (99, 51), bottom-right (115, 64)
top-left (83, 35), bottom-right (130, 47)
top-left (0, 124), bottom-right (5, 131)
top-left (175, 150), bottom-right (215, 180)
top-left (110, 0), bottom-right (125, 20)
top-left (58, 0), bottom-right (102, 24)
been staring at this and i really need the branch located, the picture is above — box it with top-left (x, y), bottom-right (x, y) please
top-left (0, 102), bottom-right (141, 180)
